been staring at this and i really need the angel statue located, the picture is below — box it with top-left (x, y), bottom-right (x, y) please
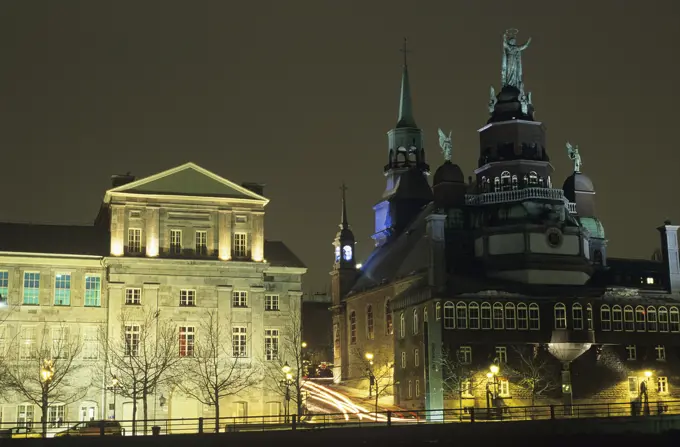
top-left (438, 128), bottom-right (453, 162)
top-left (488, 86), bottom-right (497, 115)
top-left (566, 142), bottom-right (582, 173)
top-left (502, 29), bottom-right (532, 90)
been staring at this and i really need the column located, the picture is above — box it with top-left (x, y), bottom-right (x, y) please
top-left (218, 210), bottom-right (233, 261)
top-left (251, 211), bottom-right (265, 262)
top-left (110, 205), bottom-right (125, 256)
top-left (145, 206), bottom-right (160, 257)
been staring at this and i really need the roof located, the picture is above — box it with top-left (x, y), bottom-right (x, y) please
top-left (264, 240), bottom-right (306, 268)
top-left (104, 162), bottom-right (269, 204)
top-left (0, 223), bottom-right (109, 256)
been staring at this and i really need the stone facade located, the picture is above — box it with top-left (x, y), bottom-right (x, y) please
top-left (0, 163), bottom-right (306, 433)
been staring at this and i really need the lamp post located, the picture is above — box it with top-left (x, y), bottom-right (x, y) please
top-left (40, 359), bottom-right (54, 438)
top-left (281, 362), bottom-right (292, 423)
top-left (486, 364), bottom-right (499, 419)
top-left (111, 376), bottom-right (119, 420)
top-left (642, 370), bottom-right (652, 415)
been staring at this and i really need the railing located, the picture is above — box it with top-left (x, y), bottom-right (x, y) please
top-left (465, 188), bottom-right (567, 206)
top-left (1, 400), bottom-right (677, 438)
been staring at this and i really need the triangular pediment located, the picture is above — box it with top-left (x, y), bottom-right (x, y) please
top-left (105, 162), bottom-right (268, 202)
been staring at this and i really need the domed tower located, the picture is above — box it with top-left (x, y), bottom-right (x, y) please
top-left (467, 29), bottom-right (592, 285)
top-left (562, 144), bottom-right (607, 267)
top-left (372, 39), bottom-right (433, 247)
top-left (433, 129), bottom-right (466, 208)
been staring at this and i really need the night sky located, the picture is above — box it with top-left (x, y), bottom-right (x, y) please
top-left (1, 1), bottom-right (678, 293)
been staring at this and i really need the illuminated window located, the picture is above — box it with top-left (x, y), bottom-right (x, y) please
top-left (655, 344), bottom-right (666, 361)
top-left (647, 306), bottom-right (658, 332)
top-left (462, 380), bottom-right (473, 397)
top-left (82, 327), bottom-right (98, 360)
top-left (572, 304), bottom-right (583, 330)
top-left (84, 275), bottom-right (101, 307)
top-left (385, 300), bottom-right (393, 335)
top-left (232, 291), bottom-right (247, 308)
top-left (233, 233), bottom-right (248, 258)
top-left (350, 311), bottom-right (357, 344)
top-left (635, 306), bottom-right (646, 331)
top-left (232, 326), bottom-right (247, 357)
top-left (128, 228), bottom-right (142, 253)
top-left (628, 377), bottom-right (639, 396)
top-left (47, 404), bottom-right (65, 428)
top-left (170, 229), bottom-right (182, 254)
top-left (505, 303), bottom-right (516, 330)
top-left (399, 312), bottom-right (405, 338)
top-left (528, 171), bottom-right (538, 185)
top-left (659, 306), bottom-right (669, 332)
top-left (0, 270), bottom-right (8, 302)
top-left (195, 230), bottom-right (208, 255)
top-left (265, 294), bottom-right (279, 311)
top-left (517, 303), bottom-right (528, 330)
top-left (658, 377), bottom-right (669, 394)
top-left (612, 305), bottom-right (622, 331)
top-left (265, 329), bottom-right (279, 361)
top-left (54, 273), bottom-right (71, 306)
top-left (495, 346), bottom-right (507, 363)
top-left (500, 171), bottom-right (511, 191)
top-left (125, 287), bottom-right (141, 305)
top-left (600, 305), bottom-right (611, 331)
top-left (179, 326), bottom-right (195, 357)
top-left (457, 302), bottom-right (468, 329)
top-left (125, 325), bottom-right (140, 357)
top-left (401, 351), bottom-right (406, 369)
top-left (180, 289), bottom-right (196, 307)
top-left (493, 177), bottom-right (500, 192)
top-left (468, 302), bottom-right (480, 330)
top-left (528, 303), bottom-right (540, 330)
top-left (23, 272), bottom-right (40, 305)
top-left (444, 302), bottom-right (455, 329)
top-left (459, 346), bottom-right (472, 364)
top-left (414, 348), bottom-right (419, 367)
top-left (625, 344), bottom-right (636, 361)
top-left (511, 175), bottom-right (518, 190)
top-left (366, 305), bottom-right (374, 340)
top-left (492, 303), bottom-right (504, 329)
top-left (412, 309), bottom-right (419, 335)
top-left (623, 306), bottom-right (635, 331)
top-left (499, 379), bottom-right (510, 397)
top-left (646, 277), bottom-right (655, 285)
top-left (16, 404), bottom-right (34, 428)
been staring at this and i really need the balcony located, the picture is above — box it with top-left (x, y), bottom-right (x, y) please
top-left (465, 188), bottom-right (577, 213)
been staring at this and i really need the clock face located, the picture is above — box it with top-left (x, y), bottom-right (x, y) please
top-left (342, 245), bottom-right (353, 262)
top-left (335, 246), bottom-right (340, 262)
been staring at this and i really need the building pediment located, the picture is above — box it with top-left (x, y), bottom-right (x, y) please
top-left (104, 162), bottom-right (268, 204)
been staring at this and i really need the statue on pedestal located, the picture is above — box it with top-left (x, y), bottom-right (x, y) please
top-left (438, 129), bottom-right (453, 162)
top-left (566, 142), bottom-right (582, 173)
top-left (502, 29), bottom-right (532, 90)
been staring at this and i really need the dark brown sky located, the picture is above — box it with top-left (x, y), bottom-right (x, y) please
top-left (0, 1), bottom-right (678, 293)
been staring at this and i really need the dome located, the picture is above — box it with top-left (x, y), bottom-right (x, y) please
top-left (563, 172), bottom-right (595, 202)
top-left (433, 161), bottom-right (464, 186)
top-left (579, 216), bottom-right (605, 239)
top-left (487, 85), bottom-right (535, 124)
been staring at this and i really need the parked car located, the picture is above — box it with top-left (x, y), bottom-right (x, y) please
top-left (0, 426), bottom-right (42, 439)
top-left (54, 421), bottom-right (124, 437)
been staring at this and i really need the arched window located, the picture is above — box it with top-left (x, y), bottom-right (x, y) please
top-left (670, 307), bottom-right (680, 333)
top-left (481, 302), bottom-right (492, 329)
top-left (511, 175), bottom-right (518, 190)
top-left (623, 306), bottom-right (634, 332)
top-left (517, 303), bottom-right (528, 330)
top-left (600, 305), bottom-right (611, 331)
top-left (350, 311), bottom-right (357, 344)
top-left (385, 300), bottom-right (393, 335)
top-left (587, 303), bottom-right (593, 330)
top-left (647, 306), bottom-right (657, 332)
top-left (635, 305), bottom-right (646, 332)
top-left (529, 303), bottom-right (540, 330)
top-left (413, 309), bottom-right (419, 335)
top-left (399, 312), bottom-right (406, 338)
top-left (423, 305), bottom-right (428, 323)
top-left (572, 303), bottom-right (583, 330)
top-left (554, 303), bottom-right (567, 330)
top-left (493, 177), bottom-right (500, 192)
top-left (501, 171), bottom-right (511, 191)
top-left (612, 305), bottom-right (623, 331)
top-left (481, 176), bottom-right (487, 193)
top-left (468, 302), bottom-right (480, 329)
top-left (659, 306), bottom-right (669, 332)
top-left (528, 171), bottom-right (538, 186)
top-left (366, 305), bottom-right (374, 340)
top-left (492, 303), bottom-right (504, 329)
top-left (456, 302), bottom-right (467, 329)
top-left (435, 302), bottom-right (441, 320)
top-left (443, 301), bottom-right (455, 329)
top-left (505, 303), bottom-right (516, 329)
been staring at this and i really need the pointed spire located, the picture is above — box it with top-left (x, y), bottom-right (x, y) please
top-left (340, 183), bottom-right (349, 229)
top-left (396, 38), bottom-right (417, 129)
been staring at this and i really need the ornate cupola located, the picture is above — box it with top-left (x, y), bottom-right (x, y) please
top-left (373, 39), bottom-right (433, 247)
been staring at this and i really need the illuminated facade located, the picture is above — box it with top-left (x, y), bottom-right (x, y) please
top-left (0, 162), bottom-right (306, 431)
top-left (331, 33), bottom-right (680, 416)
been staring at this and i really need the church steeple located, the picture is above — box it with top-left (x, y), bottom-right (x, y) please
top-left (396, 40), bottom-right (416, 129)
top-left (333, 183), bottom-right (356, 269)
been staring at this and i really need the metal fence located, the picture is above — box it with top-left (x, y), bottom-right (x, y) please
top-left (1, 399), bottom-right (679, 438)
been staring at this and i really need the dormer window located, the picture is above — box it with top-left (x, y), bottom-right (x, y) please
top-left (501, 171), bottom-right (511, 191)
top-left (528, 171), bottom-right (538, 186)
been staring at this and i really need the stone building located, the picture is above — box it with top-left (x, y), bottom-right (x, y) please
top-left (330, 32), bottom-right (680, 417)
top-left (0, 162), bottom-right (306, 431)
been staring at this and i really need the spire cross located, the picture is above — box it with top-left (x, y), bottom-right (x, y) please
top-left (340, 183), bottom-right (348, 195)
top-left (400, 37), bottom-right (411, 67)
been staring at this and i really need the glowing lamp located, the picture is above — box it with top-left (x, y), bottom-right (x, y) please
top-left (356, 263), bottom-right (363, 269)
top-left (111, 240), bottom-right (124, 257)
top-left (301, 342), bottom-right (307, 348)
top-left (365, 352), bottom-right (374, 361)
top-left (644, 370), bottom-right (653, 378)
top-left (146, 238), bottom-right (159, 257)
top-left (486, 372), bottom-right (493, 379)
top-left (490, 365), bottom-right (499, 375)
top-left (282, 362), bottom-right (291, 374)
top-left (285, 373), bottom-right (293, 381)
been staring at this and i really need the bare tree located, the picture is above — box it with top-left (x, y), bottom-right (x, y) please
top-left (0, 301), bottom-right (18, 394)
top-left (260, 300), bottom-right (306, 419)
top-left (3, 323), bottom-right (89, 438)
top-left (99, 307), bottom-right (181, 435)
top-left (438, 348), bottom-right (483, 417)
top-left (172, 309), bottom-right (261, 432)
top-left (506, 344), bottom-right (559, 407)
top-left (351, 346), bottom-right (395, 418)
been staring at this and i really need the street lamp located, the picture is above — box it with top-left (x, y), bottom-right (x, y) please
top-left (486, 364), bottom-right (499, 418)
top-left (301, 342), bottom-right (308, 349)
top-left (281, 363), bottom-right (292, 423)
top-left (111, 376), bottom-right (119, 419)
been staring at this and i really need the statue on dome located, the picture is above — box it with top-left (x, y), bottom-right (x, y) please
top-left (488, 86), bottom-right (497, 114)
top-left (502, 29), bottom-right (532, 90)
top-left (566, 142), bottom-right (582, 172)
top-left (438, 128), bottom-right (452, 162)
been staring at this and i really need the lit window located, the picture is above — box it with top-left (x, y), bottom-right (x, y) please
top-left (180, 289), bottom-right (196, 307)
top-left (468, 302), bottom-right (480, 329)
top-left (572, 304), bottom-right (583, 330)
top-left (401, 351), bottom-right (406, 369)
top-left (179, 326), bottom-right (195, 357)
top-left (412, 309), bottom-right (419, 335)
top-left (350, 311), bottom-right (357, 344)
top-left (125, 324), bottom-right (140, 357)
top-left (232, 291), bottom-right (247, 308)
top-left (400, 312), bottom-right (405, 338)
top-left (366, 305), bottom-right (374, 340)
top-left (628, 377), bottom-right (639, 396)
top-left (0, 270), bottom-right (8, 302)
top-left (265, 295), bottom-right (279, 311)
top-left (54, 274), bottom-right (71, 306)
top-left (125, 288), bottom-right (141, 305)
top-left (233, 233), bottom-right (248, 258)
top-left (16, 404), bottom-right (34, 427)
top-left (459, 346), bottom-right (472, 364)
top-left (498, 379), bottom-right (510, 397)
top-left (170, 229), bottom-right (182, 254)
top-left (444, 302), bottom-right (455, 329)
top-left (626, 344), bottom-right (636, 361)
top-left (264, 329), bottom-right (279, 361)
top-left (47, 404), bottom-right (66, 428)
top-left (84, 275), bottom-right (101, 307)
top-left (656, 344), bottom-right (666, 361)
top-left (195, 230), bottom-right (208, 255)
top-left (23, 272), bottom-right (40, 305)
top-left (128, 228), bottom-right (142, 253)
top-left (554, 303), bottom-right (567, 329)
top-left (414, 348), bottom-right (419, 367)
top-left (646, 277), bottom-right (655, 285)
top-left (461, 380), bottom-right (473, 397)
top-left (658, 376), bottom-right (669, 394)
top-left (232, 326), bottom-right (247, 357)
top-left (495, 346), bottom-right (507, 363)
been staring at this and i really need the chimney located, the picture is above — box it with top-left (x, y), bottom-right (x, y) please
top-left (425, 213), bottom-right (447, 290)
top-left (111, 172), bottom-right (136, 188)
top-left (242, 182), bottom-right (266, 197)
top-left (658, 220), bottom-right (680, 293)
